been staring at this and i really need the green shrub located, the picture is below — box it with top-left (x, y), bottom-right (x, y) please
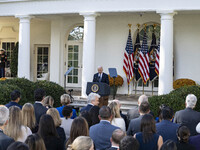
top-left (35, 80), bottom-right (66, 107)
top-left (149, 85), bottom-right (200, 117)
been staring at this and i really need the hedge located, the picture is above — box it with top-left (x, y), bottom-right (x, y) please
top-left (149, 85), bottom-right (200, 117)
top-left (0, 78), bottom-right (66, 107)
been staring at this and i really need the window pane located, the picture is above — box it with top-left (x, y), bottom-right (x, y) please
top-left (43, 56), bottom-right (48, 63)
top-left (73, 76), bottom-right (78, 83)
top-left (73, 69), bottom-right (78, 75)
top-left (38, 55), bottom-right (42, 63)
top-left (44, 48), bottom-right (48, 54)
top-left (74, 61), bottom-right (78, 67)
top-left (154, 78), bottom-right (159, 87)
top-left (37, 64), bottom-right (42, 71)
top-left (74, 53), bottom-right (78, 60)
top-left (42, 64), bottom-right (48, 72)
top-left (38, 48), bottom-right (42, 54)
top-left (68, 61), bottom-right (72, 67)
top-left (11, 43), bottom-right (15, 50)
top-left (68, 76), bottom-right (72, 83)
top-left (74, 45), bottom-right (78, 52)
top-left (68, 45), bottom-right (73, 52)
top-left (2, 43), bottom-right (6, 49)
top-left (7, 43), bottom-right (10, 50)
top-left (68, 53), bottom-right (73, 60)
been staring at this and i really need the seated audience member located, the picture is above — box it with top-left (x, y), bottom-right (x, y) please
top-left (61, 106), bottom-right (73, 139)
top-left (176, 126), bottom-right (195, 150)
top-left (7, 142), bottom-right (29, 150)
top-left (89, 105), bottom-right (100, 126)
top-left (22, 103), bottom-right (38, 133)
top-left (80, 92), bottom-right (100, 113)
top-left (174, 94), bottom-right (200, 136)
top-left (0, 106), bottom-right (14, 150)
top-left (189, 122), bottom-right (200, 150)
top-left (127, 101), bottom-right (150, 136)
top-left (107, 129), bottom-right (125, 150)
top-left (134, 114), bottom-right (163, 150)
top-left (43, 96), bottom-right (54, 109)
top-left (5, 90), bottom-right (22, 109)
top-left (156, 106), bottom-right (180, 142)
top-left (56, 94), bottom-right (76, 119)
top-left (113, 99), bottom-right (129, 130)
top-left (66, 117), bottom-right (89, 148)
top-left (25, 133), bottom-right (46, 150)
top-left (89, 106), bottom-right (120, 150)
top-left (46, 108), bottom-right (66, 146)
top-left (33, 88), bottom-right (48, 124)
top-left (68, 136), bottom-right (94, 150)
top-left (160, 140), bottom-right (177, 150)
top-left (127, 95), bottom-right (153, 121)
top-left (38, 114), bottom-right (64, 150)
top-left (108, 101), bottom-right (126, 131)
top-left (119, 136), bottom-right (139, 150)
top-left (4, 106), bottom-right (32, 142)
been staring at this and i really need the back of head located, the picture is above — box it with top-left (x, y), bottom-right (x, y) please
top-left (160, 106), bottom-right (174, 120)
top-left (60, 94), bottom-right (70, 105)
top-left (177, 126), bottom-right (190, 143)
top-left (67, 117), bottom-right (89, 146)
top-left (0, 106), bottom-right (9, 126)
top-left (38, 114), bottom-right (58, 139)
top-left (99, 106), bottom-right (111, 120)
top-left (25, 134), bottom-right (46, 150)
top-left (160, 140), bottom-right (177, 150)
top-left (71, 136), bottom-right (93, 150)
top-left (34, 88), bottom-right (46, 102)
top-left (43, 96), bottom-right (54, 107)
top-left (62, 105), bottom-right (73, 119)
top-left (46, 108), bottom-right (61, 127)
top-left (11, 90), bottom-right (21, 101)
top-left (22, 103), bottom-right (36, 130)
top-left (108, 101), bottom-right (121, 118)
top-left (111, 129), bottom-right (126, 145)
top-left (87, 92), bottom-right (100, 104)
top-left (138, 95), bottom-right (148, 105)
top-left (185, 94), bottom-right (197, 109)
top-left (139, 101), bottom-right (150, 114)
top-left (7, 142), bottom-right (29, 150)
top-left (119, 136), bottom-right (139, 150)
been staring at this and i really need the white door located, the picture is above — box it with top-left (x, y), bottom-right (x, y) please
top-left (66, 41), bottom-right (83, 87)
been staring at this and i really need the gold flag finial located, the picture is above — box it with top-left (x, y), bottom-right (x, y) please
top-left (153, 24), bottom-right (157, 30)
top-left (128, 24), bottom-right (132, 28)
top-left (144, 24), bottom-right (147, 32)
top-left (137, 24), bottom-right (140, 29)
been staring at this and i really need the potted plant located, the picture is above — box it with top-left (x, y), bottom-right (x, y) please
top-left (108, 75), bottom-right (124, 97)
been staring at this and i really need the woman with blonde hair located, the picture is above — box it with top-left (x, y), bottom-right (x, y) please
top-left (47, 108), bottom-right (66, 147)
top-left (68, 136), bottom-right (94, 150)
top-left (4, 106), bottom-right (32, 142)
top-left (25, 133), bottom-right (46, 150)
top-left (108, 101), bottom-right (126, 131)
top-left (22, 103), bottom-right (38, 133)
top-left (43, 96), bottom-right (54, 109)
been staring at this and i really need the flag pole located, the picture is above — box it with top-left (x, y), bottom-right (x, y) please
top-left (142, 82), bottom-right (144, 94)
top-left (135, 81), bottom-right (137, 95)
top-left (127, 23), bottom-right (132, 96)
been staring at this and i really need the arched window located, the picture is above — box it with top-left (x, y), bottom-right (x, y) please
top-left (68, 26), bottom-right (84, 41)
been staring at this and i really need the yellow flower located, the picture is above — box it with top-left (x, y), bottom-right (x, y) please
top-left (108, 75), bottom-right (124, 86)
top-left (173, 78), bottom-right (196, 89)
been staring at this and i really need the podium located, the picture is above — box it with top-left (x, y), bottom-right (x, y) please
top-left (86, 82), bottom-right (110, 96)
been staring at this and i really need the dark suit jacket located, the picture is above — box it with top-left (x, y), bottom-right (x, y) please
top-left (156, 120), bottom-right (180, 142)
top-left (176, 141), bottom-right (195, 150)
top-left (93, 73), bottom-right (109, 85)
top-left (174, 108), bottom-right (200, 136)
top-left (43, 136), bottom-right (64, 150)
top-left (106, 147), bottom-right (118, 150)
top-left (80, 104), bottom-right (93, 113)
top-left (0, 130), bottom-right (14, 150)
top-left (5, 101), bottom-right (22, 109)
top-left (33, 102), bottom-right (48, 124)
top-left (189, 134), bottom-right (200, 150)
top-left (89, 120), bottom-right (120, 150)
top-left (89, 106), bottom-right (100, 126)
top-left (127, 115), bottom-right (143, 136)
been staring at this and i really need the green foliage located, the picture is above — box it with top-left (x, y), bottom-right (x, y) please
top-left (35, 80), bottom-right (66, 107)
top-left (10, 42), bottom-right (18, 77)
top-left (149, 85), bottom-right (200, 117)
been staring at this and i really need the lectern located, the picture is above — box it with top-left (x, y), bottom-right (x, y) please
top-left (86, 82), bottom-right (110, 96)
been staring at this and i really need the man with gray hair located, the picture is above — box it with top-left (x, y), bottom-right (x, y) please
top-left (174, 94), bottom-right (200, 136)
top-left (127, 95), bottom-right (153, 121)
top-left (0, 106), bottom-right (14, 150)
top-left (80, 92), bottom-right (100, 112)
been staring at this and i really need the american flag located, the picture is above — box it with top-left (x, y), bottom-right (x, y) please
top-left (138, 31), bottom-right (149, 84)
top-left (155, 40), bottom-right (160, 76)
top-left (123, 29), bottom-right (134, 85)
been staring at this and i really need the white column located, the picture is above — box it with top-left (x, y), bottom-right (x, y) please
top-left (157, 10), bottom-right (176, 95)
top-left (80, 12), bottom-right (99, 98)
top-left (16, 15), bottom-right (32, 80)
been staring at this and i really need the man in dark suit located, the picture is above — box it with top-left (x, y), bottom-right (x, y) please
top-left (156, 106), bottom-right (179, 142)
top-left (107, 129), bottom-right (125, 150)
top-left (127, 101), bottom-right (150, 136)
top-left (89, 106), bottom-right (120, 150)
top-left (93, 66), bottom-right (109, 107)
top-left (80, 92), bottom-right (100, 113)
top-left (174, 94), bottom-right (200, 136)
top-left (33, 88), bottom-right (48, 124)
top-left (5, 90), bottom-right (22, 109)
top-left (0, 106), bottom-right (14, 150)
